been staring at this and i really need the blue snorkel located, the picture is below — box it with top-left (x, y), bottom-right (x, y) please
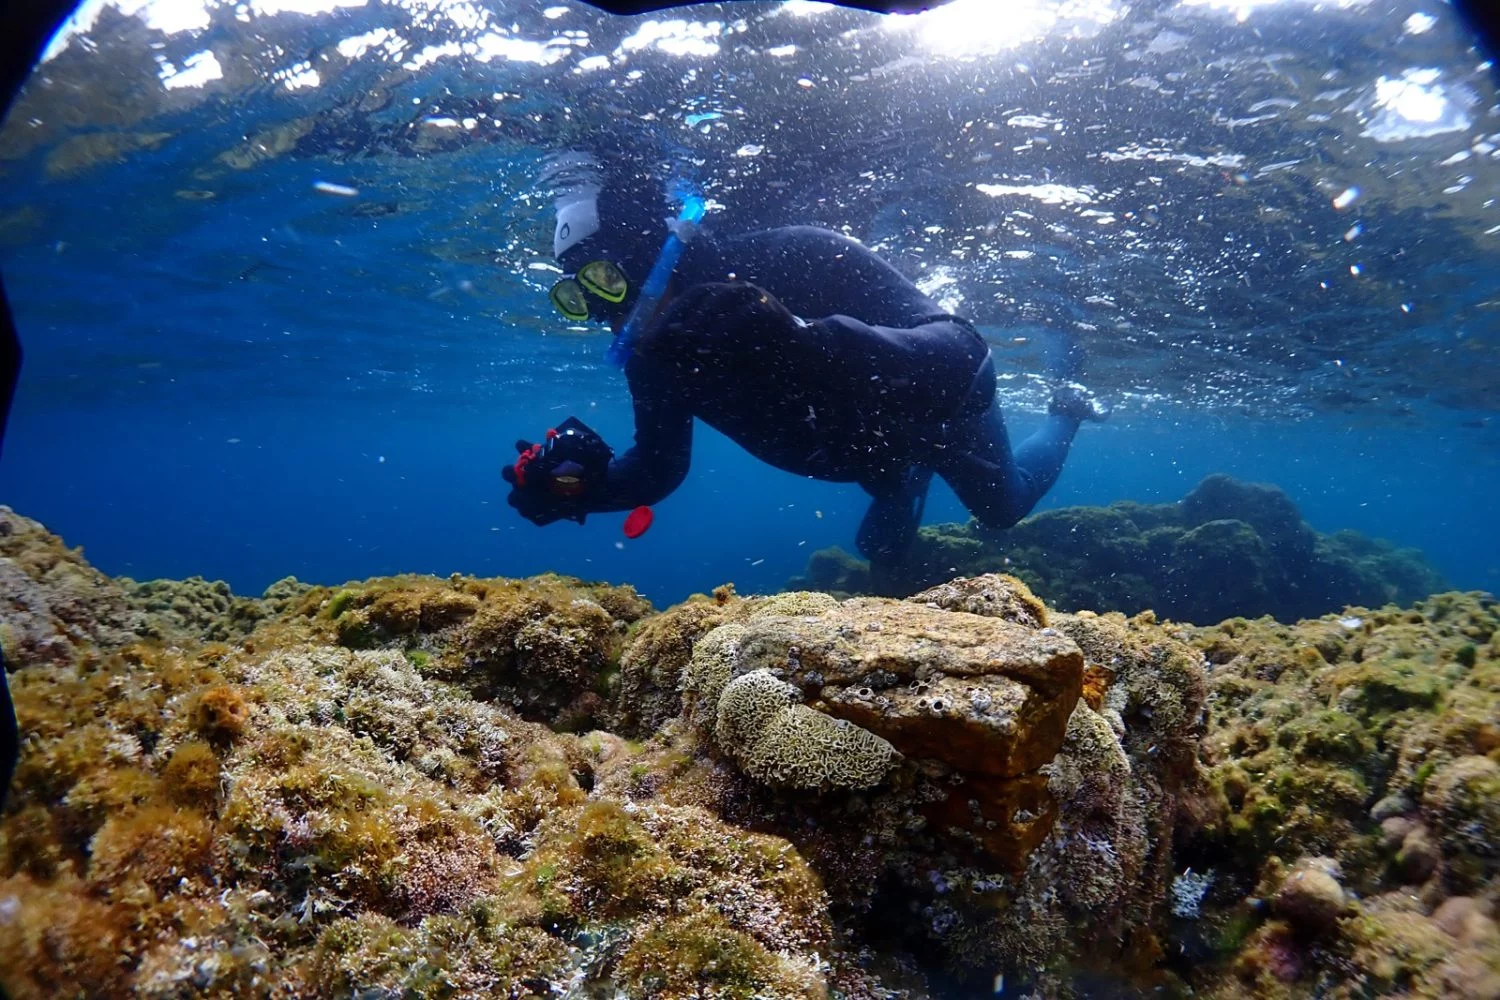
top-left (605, 189), bottom-right (706, 367)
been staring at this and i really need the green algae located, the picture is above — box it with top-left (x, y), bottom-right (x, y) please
top-left (324, 589), bottom-right (357, 620)
top-left (619, 908), bottom-right (826, 1000)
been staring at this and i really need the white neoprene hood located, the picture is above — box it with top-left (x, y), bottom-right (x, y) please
top-left (553, 193), bottom-right (600, 260)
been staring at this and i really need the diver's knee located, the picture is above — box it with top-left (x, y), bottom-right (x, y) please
top-left (970, 496), bottom-right (1031, 533)
top-left (973, 512), bottom-right (1021, 535)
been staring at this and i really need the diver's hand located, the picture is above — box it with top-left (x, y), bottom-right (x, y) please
top-left (506, 483), bottom-right (580, 526)
top-left (1048, 384), bottom-right (1112, 423)
top-left (502, 425), bottom-right (612, 526)
top-left (502, 439), bottom-right (564, 525)
top-left (500, 438), bottom-right (534, 487)
top-left (657, 282), bottom-right (802, 339)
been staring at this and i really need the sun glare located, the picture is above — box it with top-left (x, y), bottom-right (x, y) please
top-left (888, 0), bottom-right (1121, 56)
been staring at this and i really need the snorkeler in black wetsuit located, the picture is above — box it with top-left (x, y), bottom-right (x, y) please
top-left (503, 171), bottom-right (1107, 593)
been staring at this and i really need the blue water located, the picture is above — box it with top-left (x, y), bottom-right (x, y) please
top-left (2, 0), bottom-right (1498, 609)
top-left (7, 353), bottom-right (1497, 607)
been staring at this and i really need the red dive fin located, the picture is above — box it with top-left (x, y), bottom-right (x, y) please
top-left (623, 506), bottom-right (654, 539)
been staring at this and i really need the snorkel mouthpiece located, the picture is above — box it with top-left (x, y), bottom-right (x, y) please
top-left (605, 190), bottom-right (706, 367)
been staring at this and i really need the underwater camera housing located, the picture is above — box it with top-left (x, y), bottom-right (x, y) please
top-left (508, 417), bottom-right (614, 523)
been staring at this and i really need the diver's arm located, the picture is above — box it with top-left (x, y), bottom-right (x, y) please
top-left (589, 387), bottom-right (693, 511)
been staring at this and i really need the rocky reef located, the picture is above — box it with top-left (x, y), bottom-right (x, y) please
top-left (1, 506), bottom-right (1496, 998)
top-left (792, 474), bottom-right (1448, 621)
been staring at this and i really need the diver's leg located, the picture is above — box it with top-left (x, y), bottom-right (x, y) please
top-left (856, 466), bottom-right (935, 596)
top-left (935, 402), bottom-right (1081, 529)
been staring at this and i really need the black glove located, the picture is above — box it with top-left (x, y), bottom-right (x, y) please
top-left (1048, 384), bottom-right (1112, 423)
top-left (502, 417), bottom-right (614, 526)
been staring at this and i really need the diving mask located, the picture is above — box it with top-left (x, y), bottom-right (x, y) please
top-left (548, 259), bottom-right (629, 322)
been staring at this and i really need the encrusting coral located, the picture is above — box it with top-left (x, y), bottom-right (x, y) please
top-left (714, 668), bottom-right (897, 790)
top-left (1, 509), bottom-right (1495, 999)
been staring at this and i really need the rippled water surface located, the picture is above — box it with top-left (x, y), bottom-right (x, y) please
top-left (0, 0), bottom-right (1497, 602)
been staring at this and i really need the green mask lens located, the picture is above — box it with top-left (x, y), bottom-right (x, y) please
top-left (577, 260), bottom-right (629, 304)
top-left (549, 278), bottom-right (590, 322)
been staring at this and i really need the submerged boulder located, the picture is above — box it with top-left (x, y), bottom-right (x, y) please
top-left (616, 574), bottom-right (1209, 985)
top-left (675, 587), bottom-right (1084, 869)
top-left (685, 596), bottom-right (1083, 778)
top-left (0, 506), bottom-right (153, 665)
top-left (791, 473), bottom-right (1448, 621)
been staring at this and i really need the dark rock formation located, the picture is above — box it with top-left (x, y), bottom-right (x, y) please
top-left (791, 474), bottom-right (1449, 622)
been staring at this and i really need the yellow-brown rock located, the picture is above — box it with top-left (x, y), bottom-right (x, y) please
top-left (681, 596), bottom-right (1083, 869)
top-left (702, 598), bottom-right (1081, 777)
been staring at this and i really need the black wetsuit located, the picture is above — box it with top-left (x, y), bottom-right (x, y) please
top-left (558, 226), bottom-right (1081, 576)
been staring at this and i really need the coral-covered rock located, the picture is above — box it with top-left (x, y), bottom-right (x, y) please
top-left (1422, 755), bottom-right (1500, 893)
top-left (641, 585), bottom-right (1207, 988)
top-left (1192, 592), bottom-right (1500, 900)
top-left (676, 595), bottom-right (1085, 872)
top-left (298, 572), bottom-right (652, 728)
top-left (617, 908), bottom-right (827, 1000)
top-left (1184, 592), bottom-right (1500, 998)
top-left (1431, 896), bottom-right (1498, 944)
top-left (119, 575), bottom-right (269, 643)
top-left (0, 507), bottom-right (301, 666)
top-left (0, 617), bottom-right (839, 997)
top-left (0, 874), bottom-right (135, 999)
top-left (3, 508), bottom-right (1495, 1000)
top-left (940, 607), bottom-right (1211, 980)
top-left (1395, 823), bottom-right (1441, 885)
top-left (612, 591), bottom-right (742, 737)
top-left (790, 474), bottom-right (1447, 620)
top-left (0, 506), bottom-right (141, 665)
top-left (306, 905), bottom-right (568, 999)
top-left (1335, 893), bottom-right (1500, 1000)
top-left (688, 598), bottom-right (1082, 780)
